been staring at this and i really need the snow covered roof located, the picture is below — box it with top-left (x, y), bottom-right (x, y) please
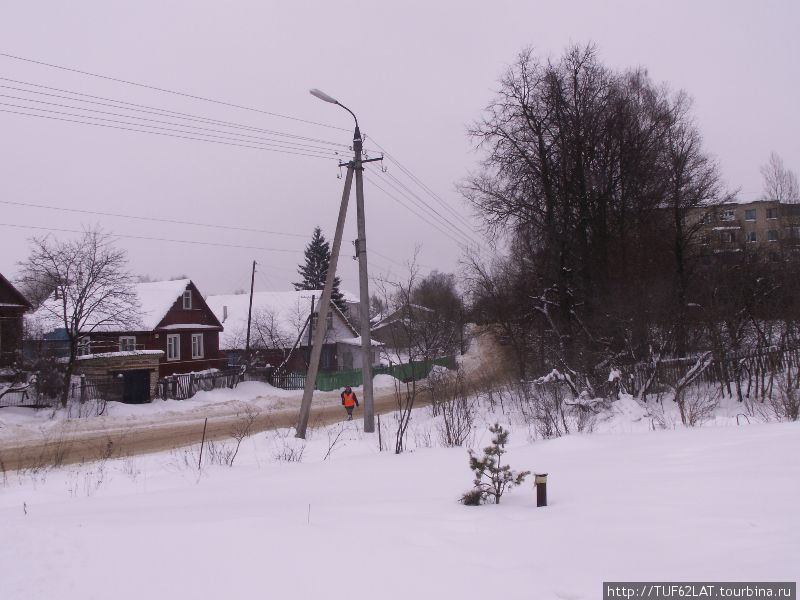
top-left (29, 279), bottom-right (193, 335)
top-left (136, 279), bottom-right (193, 329)
top-left (339, 289), bottom-right (360, 304)
top-left (337, 336), bottom-right (383, 347)
top-left (207, 290), bottom-right (358, 351)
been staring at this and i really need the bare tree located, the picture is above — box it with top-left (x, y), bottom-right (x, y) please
top-left (760, 152), bottom-right (799, 203)
top-left (19, 229), bottom-right (140, 407)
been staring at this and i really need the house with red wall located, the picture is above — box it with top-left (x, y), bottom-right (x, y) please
top-left (30, 279), bottom-right (224, 378)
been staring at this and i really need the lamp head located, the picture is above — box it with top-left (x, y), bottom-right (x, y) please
top-left (309, 88), bottom-right (339, 105)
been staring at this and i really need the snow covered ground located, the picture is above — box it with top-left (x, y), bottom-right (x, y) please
top-left (0, 375), bottom-right (400, 446)
top-left (1, 389), bottom-right (797, 600)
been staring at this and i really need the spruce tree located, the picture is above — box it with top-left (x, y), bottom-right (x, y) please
top-left (294, 226), bottom-right (346, 311)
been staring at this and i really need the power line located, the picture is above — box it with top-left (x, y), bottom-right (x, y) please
top-left (0, 199), bottom-right (311, 239)
top-left (0, 222), bottom-right (303, 253)
top-left (0, 51), bottom-right (350, 132)
top-left (371, 169), bottom-right (476, 247)
top-left (0, 100), bottom-right (343, 158)
top-left (0, 91), bottom-right (352, 154)
top-left (364, 173), bottom-right (469, 250)
top-left (0, 78), bottom-right (353, 149)
top-left (370, 138), bottom-right (478, 231)
top-left (380, 169), bottom-right (482, 247)
top-left (0, 107), bottom-right (342, 160)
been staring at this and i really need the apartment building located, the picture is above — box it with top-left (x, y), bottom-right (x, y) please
top-left (691, 199), bottom-right (800, 264)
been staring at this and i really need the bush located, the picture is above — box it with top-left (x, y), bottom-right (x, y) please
top-left (463, 423), bottom-right (530, 505)
top-left (460, 488), bottom-right (483, 506)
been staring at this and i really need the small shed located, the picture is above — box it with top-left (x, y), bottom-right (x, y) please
top-left (71, 350), bottom-right (164, 404)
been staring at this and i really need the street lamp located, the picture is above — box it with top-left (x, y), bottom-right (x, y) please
top-left (295, 88), bottom-right (376, 437)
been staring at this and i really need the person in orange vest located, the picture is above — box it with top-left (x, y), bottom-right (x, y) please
top-left (341, 386), bottom-right (359, 421)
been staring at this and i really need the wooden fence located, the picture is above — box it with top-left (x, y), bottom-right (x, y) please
top-left (625, 345), bottom-right (800, 400)
top-left (156, 368), bottom-right (244, 400)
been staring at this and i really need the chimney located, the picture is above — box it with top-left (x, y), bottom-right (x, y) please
top-left (223, 305), bottom-right (228, 323)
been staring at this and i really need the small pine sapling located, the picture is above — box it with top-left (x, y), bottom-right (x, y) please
top-left (462, 423), bottom-right (530, 505)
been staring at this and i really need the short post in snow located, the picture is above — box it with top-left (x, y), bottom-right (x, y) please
top-left (534, 473), bottom-right (548, 507)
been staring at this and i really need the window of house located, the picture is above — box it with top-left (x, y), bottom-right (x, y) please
top-left (701, 212), bottom-right (712, 225)
top-left (191, 333), bottom-right (204, 359)
top-left (768, 229), bottom-right (779, 242)
top-left (701, 233), bottom-right (711, 245)
top-left (119, 336), bottom-right (136, 352)
top-left (789, 226), bottom-right (800, 240)
top-left (767, 207), bottom-right (778, 219)
top-left (720, 231), bottom-right (736, 243)
top-left (744, 209), bottom-right (756, 221)
top-left (77, 336), bottom-right (91, 356)
top-left (720, 210), bottom-right (735, 221)
top-left (769, 251), bottom-right (781, 263)
top-left (167, 334), bottom-right (180, 361)
top-left (183, 290), bottom-right (192, 309)
top-left (746, 231), bottom-right (757, 243)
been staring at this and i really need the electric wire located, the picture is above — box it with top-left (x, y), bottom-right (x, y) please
top-left (0, 223), bottom-right (303, 253)
top-left (370, 169), bottom-right (476, 247)
top-left (0, 78), bottom-right (353, 149)
top-left (0, 91), bottom-right (354, 154)
top-left (0, 51), bottom-right (350, 132)
top-left (0, 108), bottom-right (341, 161)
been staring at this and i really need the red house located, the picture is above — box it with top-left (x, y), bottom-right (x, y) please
top-left (30, 279), bottom-right (225, 378)
top-left (84, 279), bottom-right (224, 377)
top-left (0, 273), bottom-right (31, 369)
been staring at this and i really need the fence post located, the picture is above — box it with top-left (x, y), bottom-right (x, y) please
top-left (189, 374), bottom-right (195, 398)
top-left (80, 374), bottom-right (86, 403)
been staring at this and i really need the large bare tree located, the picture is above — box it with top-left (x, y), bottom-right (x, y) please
top-left (759, 151), bottom-right (799, 203)
top-left (19, 229), bottom-right (140, 407)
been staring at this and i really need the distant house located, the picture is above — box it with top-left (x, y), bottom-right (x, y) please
top-left (206, 290), bottom-right (380, 373)
top-left (28, 279), bottom-right (224, 378)
top-left (371, 303), bottom-right (436, 350)
top-left (0, 273), bottom-right (32, 369)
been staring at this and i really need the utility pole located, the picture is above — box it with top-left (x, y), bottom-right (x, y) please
top-left (353, 130), bottom-right (375, 433)
top-left (296, 165), bottom-right (353, 438)
top-left (297, 88), bottom-right (382, 438)
top-left (245, 260), bottom-right (257, 359)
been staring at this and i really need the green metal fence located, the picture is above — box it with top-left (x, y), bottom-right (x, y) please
top-left (269, 356), bottom-right (454, 391)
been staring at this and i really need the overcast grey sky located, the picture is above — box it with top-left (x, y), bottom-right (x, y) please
top-left (1, 0), bottom-right (798, 296)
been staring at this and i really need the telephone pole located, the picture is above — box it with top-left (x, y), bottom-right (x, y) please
top-left (296, 89), bottom-right (381, 438)
top-left (245, 260), bottom-right (256, 357)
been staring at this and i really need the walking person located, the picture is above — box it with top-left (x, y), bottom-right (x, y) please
top-left (341, 386), bottom-right (359, 421)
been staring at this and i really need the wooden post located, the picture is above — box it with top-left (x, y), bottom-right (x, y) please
top-left (79, 374), bottom-right (86, 404)
top-left (377, 413), bottom-right (383, 452)
top-left (534, 473), bottom-right (548, 507)
top-left (198, 417), bottom-right (208, 470)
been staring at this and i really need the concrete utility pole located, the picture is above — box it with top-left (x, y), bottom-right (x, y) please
top-left (296, 164), bottom-right (353, 438)
top-left (353, 129), bottom-right (375, 432)
top-left (245, 260), bottom-right (257, 356)
top-left (295, 88), bottom-right (381, 438)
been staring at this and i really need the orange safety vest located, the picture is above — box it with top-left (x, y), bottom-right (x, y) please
top-left (342, 391), bottom-right (357, 407)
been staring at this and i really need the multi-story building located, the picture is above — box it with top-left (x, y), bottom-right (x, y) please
top-left (690, 199), bottom-right (800, 264)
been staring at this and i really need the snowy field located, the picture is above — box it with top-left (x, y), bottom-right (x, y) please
top-left (1, 391), bottom-right (798, 600)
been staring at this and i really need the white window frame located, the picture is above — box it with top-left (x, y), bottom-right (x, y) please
top-left (746, 231), bottom-right (757, 243)
top-left (77, 336), bottom-right (91, 356)
top-left (744, 209), bottom-right (756, 221)
top-left (191, 333), bottom-right (204, 359)
top-left (767, 208), bottom-right (778, 220)
top-left (183, 290), bottom-right (192, 309)
top-left (720, 209), bottom-right (735, 222)
top-left (119, 336), bottom-right (136, 352)
top-left (167, 334), bottom-right (180, 361)
top-left (768, 229), bottom-right (779, 242)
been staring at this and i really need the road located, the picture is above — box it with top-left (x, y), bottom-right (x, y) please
top-left (0, 386), bottom-right (429, 472)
